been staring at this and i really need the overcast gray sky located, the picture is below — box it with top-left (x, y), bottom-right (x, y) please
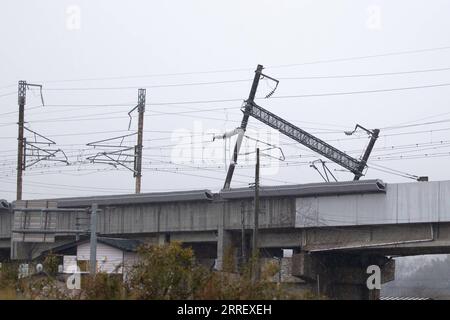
top-left (1, 0), bottom-right (450, 200)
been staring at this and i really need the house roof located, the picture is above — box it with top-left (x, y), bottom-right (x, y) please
top-left (41, 237), bottom-right (143, 256)
top-left (97, 237), bottom-right (143, 252)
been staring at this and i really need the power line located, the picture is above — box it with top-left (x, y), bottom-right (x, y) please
top-left (39, 65), bottom-right (450, 91)
top-left (279, 66), bottom-right (450, 80)
top-left (29, 44), bottom-right (450, 84)
top-left (372, 152), bottom-right (450, 161)
top-left (271, 82), bottom-right (450, 99)
top-left (37, 68), bottom-right (254, 84)
top-left (0, 105), bottom-right (43, 117)
top-left (368, 163), bottom-right (419, 180)
top-left (0, 91), bottom-right (16, 98)
top-left (268, 45), bottom-right (450, 69)
top-left (382, 119), bottom-right (450, 131)
top-left (380, 127), bottom-right (450, 138)
top-left (384, 111), bottom-right (450, 128)
top-left (1, 80), bottom-right (446, 119)
top-left (44, 79), bottom-right (252, 91)
top-left (0, 84), bottom-right (16, 90)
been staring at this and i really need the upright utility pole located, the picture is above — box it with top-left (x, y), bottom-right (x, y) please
top-left (134, 88), bottom-right (146, 194)
top-left (252, 148), bottom-right (260, 283)
top-left (223, 65), bottom-right (264, 190)
top-left (89, 203), bottom-right (98, 275)
top-left (16, 81), bottom-right (26, 201)
top-left (241, 202), bottom-right (246, 268)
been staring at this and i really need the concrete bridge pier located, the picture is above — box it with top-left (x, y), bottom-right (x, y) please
top-left (292, 252), bottom-right (395, 300)
top-left (216, 229), bottom-right (242, 272)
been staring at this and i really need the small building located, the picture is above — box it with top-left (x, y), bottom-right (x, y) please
top-left (41, 237), bottom-right (142, 277)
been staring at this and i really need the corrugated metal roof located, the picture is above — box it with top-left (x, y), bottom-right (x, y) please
top-left (53, 189), bottom-right (214, 208)
top-left (40, 237), bottom-right (143, 255)
top-left (98, 237), bottom-right (143, 252)
top-left (219, 179), bottom-right (386, 200)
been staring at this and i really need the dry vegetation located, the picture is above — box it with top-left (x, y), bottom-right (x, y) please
top-left (0, 242), bottom-right (318, 300)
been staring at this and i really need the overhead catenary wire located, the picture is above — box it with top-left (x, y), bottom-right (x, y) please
top-left (267, 44), bottom-right (450, 69)
top-left (0, 91), bottom-right (16, 98)
top-left (37, 65), bottom-right (450, 92)
top-left (43, 79), bottom-right (253, 91)
top-left (30, 44), bottom-right (450, 84)
top-left (278, 66), bottom-right (450, 80)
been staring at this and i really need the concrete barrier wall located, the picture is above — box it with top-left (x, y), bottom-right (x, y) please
top-left (0, 211), bottom-right (12, 239)
top-left (99, 201), bottom-right (221, 234)
top-left (295, 181), bottom-right (450, 228)
top-left (223, 197), bottom-right (295, 230)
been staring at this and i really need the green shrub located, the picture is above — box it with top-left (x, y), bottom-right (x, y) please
top-left (82, 273), bottom-right (124, 300)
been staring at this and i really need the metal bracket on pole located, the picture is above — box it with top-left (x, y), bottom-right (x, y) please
top-left (88, 89), bottom-right (147, 193)
top-left (16, 81), bottom-right (58, 200)
top-left (345, 125), bottom-right (381, 180)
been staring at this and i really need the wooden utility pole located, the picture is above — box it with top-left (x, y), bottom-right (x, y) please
top-left (252, 148), bottom-right (260, 282)
top-left (241, 201), bottom-right (246, 268)
top-left (134, 88), bottom-right (146, 194)
top-left (89, 203), bottom-right (98, 275)
top-left (16, 81), bottom-right (26, 201)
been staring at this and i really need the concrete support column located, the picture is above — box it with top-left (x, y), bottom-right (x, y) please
top-left (216, 227), bottom-right (234, 271)
top-left (292, 252), bottom-right (395, 300)
top-left (157, 233), bottom-right (169, 246)
top-left (216, 202), bottom-right (239, 271)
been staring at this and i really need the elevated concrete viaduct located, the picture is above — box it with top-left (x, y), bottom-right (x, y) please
top-left (1, 179), bottom-right (449, 300)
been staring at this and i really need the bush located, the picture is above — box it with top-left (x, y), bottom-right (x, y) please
top-left (0, 262), bottom-right (19, 290)
top-left (43, 253), bottom-right (60, 277)
top-left (1, 243), bottom-right (311, 300)
top-left (126, 242), bottom-right (295, 300)
top-left (19, 276), bottom-right (70, 300)
top-left (196, 256), bottom-right (285, 300)
top-left (127, 242), bottom-right (208, 300)
top-left (82, 273), bottom-right (124, 300)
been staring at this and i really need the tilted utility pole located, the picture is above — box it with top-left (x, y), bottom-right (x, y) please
top-left (16, 81), bottom-right (26, 201)
top-left (223, 65), bottom-right (264, 190)
top-left (222, 67), bottom-right (380, 187)
top-left (354, 129), bottom-right (380, 181)
top-left (252, 148), bottom-right (260, 283)
top-left (134, 88), bottom-right (146, 193)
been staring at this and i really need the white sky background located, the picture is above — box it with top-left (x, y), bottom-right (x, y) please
top-left (1, 0), bottom-right (450, 200)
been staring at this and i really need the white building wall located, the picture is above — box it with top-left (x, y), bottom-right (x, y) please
top-left (77, 242), bottom-right (124, 273)
top-left (122, 251), bottom-right (138, 279)
top-left (63, 255), bottom-right (77, 274)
